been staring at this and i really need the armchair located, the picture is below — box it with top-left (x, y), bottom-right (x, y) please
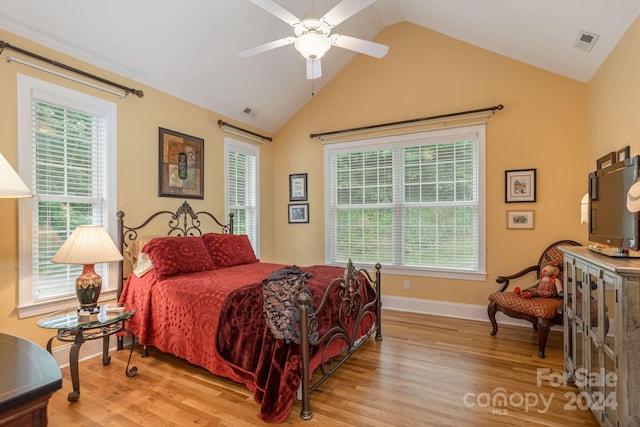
top-left (487, 240), bottom-right (581, 358)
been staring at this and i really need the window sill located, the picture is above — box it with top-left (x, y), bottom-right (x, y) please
top-left (17, 289), bottom-right (117, 319)
top-left (326, 262), bottom-right (487, 282)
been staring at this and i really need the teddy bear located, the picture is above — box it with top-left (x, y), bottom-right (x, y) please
top-left (514, 263), bottom-right (562, 298)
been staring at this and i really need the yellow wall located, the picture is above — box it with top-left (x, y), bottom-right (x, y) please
top-left (0, 31), bottom-right (275, 344)
top-left (588, 16), bottom-right (640, 166)
top-left (2, 19), bottom-right (609, 345)
top-left (273, 22), bottom-right (588, 305)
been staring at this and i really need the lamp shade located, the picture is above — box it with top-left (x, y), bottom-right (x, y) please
top-left (52, 225), bottom-right (123, 265)
top-left (627, 181), bottom-right (640, 213)
top-left (0, 152), bottom-right (31, 198)
top-left (294, 32), bottom-right (332, 60)
top-left (580, 192), bottom-right (589, 224)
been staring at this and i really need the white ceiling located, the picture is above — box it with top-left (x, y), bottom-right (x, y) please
top-left (1, 0), bottom-right (639, 133)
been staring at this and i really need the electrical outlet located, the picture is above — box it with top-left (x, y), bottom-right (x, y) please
top-left (404, 280), bottom-right (410, 290)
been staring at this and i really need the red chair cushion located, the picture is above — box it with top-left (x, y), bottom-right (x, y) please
top-left (488, 292), bottom-right (562, 319)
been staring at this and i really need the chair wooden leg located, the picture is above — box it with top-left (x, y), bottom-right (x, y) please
top-left (536, 317), bottom-right (551, 358)
top-left (487, 302), bottom-right (499, 336)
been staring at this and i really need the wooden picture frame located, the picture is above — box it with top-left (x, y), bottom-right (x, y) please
top-left (596, 152), bottom-right (616, 170)
top-left (289, 173), bottom-right (308, 201)
top-left (505, 169), bottom-right (536, 203)
top-left (617, 146), bottom-right (630, 162)
top-left (158, 127), bottom-right (204, 199)
top-left (288, 203), bottom-right (309, 224)
top-left (507, 210), bottom-right (535, 230)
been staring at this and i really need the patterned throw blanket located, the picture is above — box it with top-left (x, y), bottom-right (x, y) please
top-left (261, 265), bottom-right (312, 344)
top-left (216, 264), bottom-right (374, 423)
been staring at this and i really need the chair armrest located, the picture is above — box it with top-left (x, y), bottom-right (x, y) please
top-left (495, 265), bottom-right (539, 292)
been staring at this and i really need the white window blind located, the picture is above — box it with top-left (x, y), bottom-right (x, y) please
top-left (17, 74), bottom-right (117, 317)
top-left (325, 125), bottom-right (486, 279)
top-left (225, 139), bottom-right (259, 255)
top-left (30, 100), bottom-right (107, 300)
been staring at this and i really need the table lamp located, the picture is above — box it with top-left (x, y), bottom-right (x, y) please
top-left (51, 225), bottom-right (123, 312)
top-left (627, 180), bottom-right (640, 213)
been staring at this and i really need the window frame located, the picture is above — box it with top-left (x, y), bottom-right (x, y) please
top-left (224, 137), bottom-right (260, 257)
top-left (16, 74), bottom-right (118, 318)
top-left (324, 125), bottom-right (486, 281)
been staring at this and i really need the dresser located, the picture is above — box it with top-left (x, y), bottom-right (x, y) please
top-left (0, 333), bottom-right (62, 426)
top-left (561, 246), bottom-right (640, 427)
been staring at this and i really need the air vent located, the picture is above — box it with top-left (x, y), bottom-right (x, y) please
top-left (574, 30), bottom-right (599, 53)
top-left (241, 106), bottom-right (259, 119)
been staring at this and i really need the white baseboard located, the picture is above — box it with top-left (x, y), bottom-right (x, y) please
top-left (49, 335), bottom-right (130, 368)
top-left (381, 295), bottom-right (539, 329)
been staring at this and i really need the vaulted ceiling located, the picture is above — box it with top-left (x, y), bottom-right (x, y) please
top-left (1, 0), bottom-right (639, 133)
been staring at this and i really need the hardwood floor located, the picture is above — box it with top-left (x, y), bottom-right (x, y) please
top-left (47, 310), bottom-right (600, 426)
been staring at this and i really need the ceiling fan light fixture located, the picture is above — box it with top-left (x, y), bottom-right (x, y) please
top-left (294, 32), bottom-right (332, 60)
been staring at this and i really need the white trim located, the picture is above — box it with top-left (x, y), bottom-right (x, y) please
top-left (381, 295), bottom-right (535, 329)
top-left (16, 73), bottom-right (118, 318)
top-left (48, 334), bottom-right (133, 368)
top-left (224, 137), bottom-right (260, 256)
top-left (324, 124), bottom-right (486, 278)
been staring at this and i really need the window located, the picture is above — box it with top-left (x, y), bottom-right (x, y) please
top-left (225, 138), bottom-right (259, 255)
top-left (324, 125), bottom-right (486, 280)
top-left (17, 74), bottom-right (117, 317)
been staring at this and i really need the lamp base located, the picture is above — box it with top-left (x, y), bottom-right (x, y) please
top-left (76, 264), bottom-right (102, 311)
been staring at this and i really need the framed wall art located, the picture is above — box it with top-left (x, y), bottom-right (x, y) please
top-left (288, 203), bottom-right (309, 224)
top-left (507, 210), bottom-right (535, 230)
top-left (158, 127), bottom-right (204, 199)
top-left (596, 152), bottom-right (616, 170)
top-left (289, 173), bottom-right (308, 201)
top-left (505, 169), bottom-right (536, 203)
top-left (617, 146), bottom-right (630, 162)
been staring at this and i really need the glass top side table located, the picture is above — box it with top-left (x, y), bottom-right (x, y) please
top-left (37, 303), bottom-right (137, 402)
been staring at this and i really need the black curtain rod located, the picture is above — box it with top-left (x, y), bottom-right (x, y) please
top-left (0, 40), bottom-right (144, 98)
top-left (310, 104), bottom-right (504, 139)
top-left (217, 120), bottom-right (273, 142)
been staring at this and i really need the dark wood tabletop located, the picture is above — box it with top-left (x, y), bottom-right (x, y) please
top-left (0, 333), bottom-right (62, 412)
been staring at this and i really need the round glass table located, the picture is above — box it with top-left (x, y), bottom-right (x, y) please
top-left (37, 303), bottom-right (137, 402)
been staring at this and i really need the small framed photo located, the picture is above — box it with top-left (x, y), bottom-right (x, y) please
top-left (289, 173), bottom-right (308, 201)
top-left (288, 203), bottom-right (309, 224)
top-left (505, 169), bottom-right (536, 203)
top-left (507, 210), bottom-right (535, 230)
top-left (596, 152), bottom-right (616, 169)
top-left (617, 146), bottom-right (630, 162)
top-left (158, 127), bottom-right (204, 199)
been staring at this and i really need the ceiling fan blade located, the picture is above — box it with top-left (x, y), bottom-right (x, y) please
top-left (330, 34), bottom-right (389, 58)
top-left (249, 0), bottom-right (300, 26)
top-left (306, 59), bottom-right (322, 80)
top-left (238, 37), bottom-right (295, 57)
top-left (322, 0), bottom-right (376, 27)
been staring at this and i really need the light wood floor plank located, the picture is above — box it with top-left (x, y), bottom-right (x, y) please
top-left (47, 310), bottom-right (600, 426)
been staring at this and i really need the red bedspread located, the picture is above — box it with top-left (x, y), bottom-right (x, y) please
top-left (119, 262), bottom-right (376, 422)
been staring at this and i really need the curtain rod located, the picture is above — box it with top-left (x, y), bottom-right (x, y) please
top-left (217, 120), bottom-right (272, 143)
top-left (0, 40), bottom-right (144, 98)
top-left (310, 104), bottom-right (504, 139)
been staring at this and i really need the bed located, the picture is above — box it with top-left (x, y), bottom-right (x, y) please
top-left (115, 201), bottom-right (382, 422)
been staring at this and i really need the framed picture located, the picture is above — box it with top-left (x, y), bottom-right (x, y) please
top-left (289, 173), bottom-right (308, 201)
top-left (505, 169), bottom-right (536, 203)
top-left (158, 127), bottom-right (204, 199)
top-left (288, 203), bottom-right (309, 224)
top-left (507, 210), bottom-right (535, 230)
top-left (596, 152), bottom-right (616, 170)
top-left (617, 146), bottom-right (630, 162)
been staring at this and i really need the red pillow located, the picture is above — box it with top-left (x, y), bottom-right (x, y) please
top-left (202, 233), bottom-right (258, 268)
top-left (142, 236), bottom-right (216, 279)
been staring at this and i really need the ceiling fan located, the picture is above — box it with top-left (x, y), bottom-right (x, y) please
top-left (239, 0), bottom-right (389, 79)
